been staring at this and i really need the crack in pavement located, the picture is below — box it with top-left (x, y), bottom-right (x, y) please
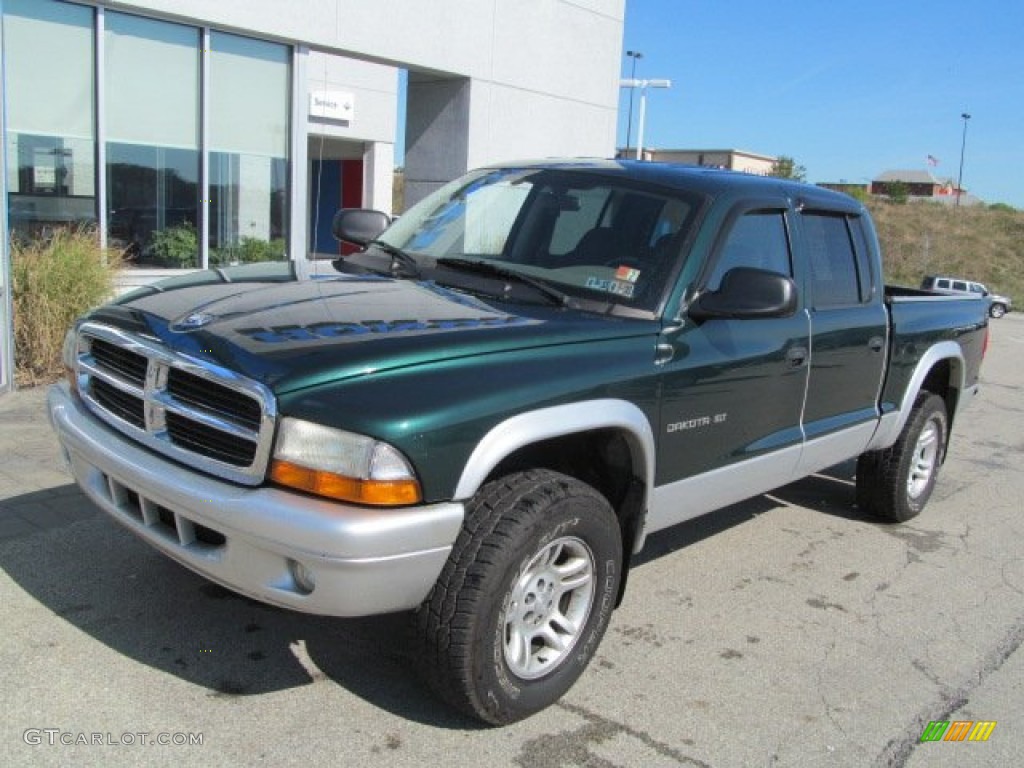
top-left (873, 619), bottom-right (1024, 767)
top-left (514, 700), bottom-right (712, 768)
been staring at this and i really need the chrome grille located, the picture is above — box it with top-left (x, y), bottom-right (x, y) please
top-left (90, 377), bottom-right (146, 428)
top-left (91, 338), bottom-right (148, 387)
top-left (73, 322), bottom-right (276, 485)
top-left (167, 368), bottom-right (262, 430)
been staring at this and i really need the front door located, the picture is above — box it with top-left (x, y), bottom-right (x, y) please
top-left (651, 205), bottom-right (810, 530)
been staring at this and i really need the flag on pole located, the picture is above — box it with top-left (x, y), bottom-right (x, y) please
top-left (927, 154), bottom-right (939, 166)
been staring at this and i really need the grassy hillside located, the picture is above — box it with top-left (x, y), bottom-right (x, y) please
top-left (868, 200), bottom-right (1024, 304)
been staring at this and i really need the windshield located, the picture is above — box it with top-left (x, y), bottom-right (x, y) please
top-left (378, 167), bottom-right (704, 312)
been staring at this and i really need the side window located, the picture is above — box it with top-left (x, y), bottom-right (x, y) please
top-left (937, 279), bottom-right (950, 290)
top-left (952, 281), bottom-right (968, 292)
top-left (802, 212), bottom-right (861, 308)
top-left (707, 210), bottom-right (791, 290)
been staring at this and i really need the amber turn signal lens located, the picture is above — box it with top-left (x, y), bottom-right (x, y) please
top-left (270, 460), bottom-right (422, 506)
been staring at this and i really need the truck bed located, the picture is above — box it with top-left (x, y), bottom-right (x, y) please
top-left (881, 284), bottom-right (989, 419)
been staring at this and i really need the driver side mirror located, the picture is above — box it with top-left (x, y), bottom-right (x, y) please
top-left (688, 267), bottom-right (798, 321)
top-left (332, 208), bottom-right (391, 246)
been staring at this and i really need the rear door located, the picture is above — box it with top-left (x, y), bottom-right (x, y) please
top-left (793, 207), bottom-right (887, 471)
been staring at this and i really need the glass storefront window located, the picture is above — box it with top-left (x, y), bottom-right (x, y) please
top-left (209, 32), bottom-right (290, 265)
top-left (3, 0), bottom-right (95, 240)
top-left (3, 4), bottom-right (291, 271)
top-left (105, 12), bottom-right (200, 267)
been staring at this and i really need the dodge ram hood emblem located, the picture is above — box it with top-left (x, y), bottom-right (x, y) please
top-left (171, 311), bottom-right (217, 331)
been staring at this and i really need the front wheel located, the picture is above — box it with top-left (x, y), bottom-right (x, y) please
top-left (415, 469), bottom-right (622, 725)
top-left (990, 302), bottom-right (1006, 319)
top-left (856, 392), bottom-right (948, 522)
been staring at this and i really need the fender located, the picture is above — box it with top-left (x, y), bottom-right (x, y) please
top-left (865, 340), bottom-right (965, 452)
top-left (453, 399), bottom-right (656, 546)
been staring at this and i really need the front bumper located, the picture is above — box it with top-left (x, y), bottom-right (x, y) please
top-left (48, 383), bottom-right (464, 616)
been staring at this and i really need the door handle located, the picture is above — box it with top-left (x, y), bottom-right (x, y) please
top-left (655, 343), bottom-right (675, 365)
top-left (868, 336), bottom-right (885, 352)
top-left (786, 346), bottom-right (808, 367)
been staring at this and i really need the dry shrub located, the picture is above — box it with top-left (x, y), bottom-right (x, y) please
top-left (11, 227), bottom-right (121, 386)
top-left (869, 200), bottom-right (1024, 302)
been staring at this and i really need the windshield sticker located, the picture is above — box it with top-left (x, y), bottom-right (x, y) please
top-left (614, 266), bottom-right (641, 283)
top-left (585, 276), bottom-right (635, 298)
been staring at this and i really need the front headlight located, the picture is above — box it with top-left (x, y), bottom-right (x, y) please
top-left (269, 418), bottom-right (422, 506)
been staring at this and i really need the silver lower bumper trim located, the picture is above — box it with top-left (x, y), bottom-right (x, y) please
top-left (48, 383), bottom-right (464, 617)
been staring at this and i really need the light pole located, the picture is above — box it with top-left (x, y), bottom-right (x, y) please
top-left (624, 50), bottom-right (643, 153)
top-left (956, 112), bottom-right (971, 208)
top-left (619, 79), bottom-right (671, 160)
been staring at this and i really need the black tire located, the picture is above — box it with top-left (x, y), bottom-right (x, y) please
top-left (856, 392), bottom-right (948, 522)
top-left (415, 469), bottom-right (622, 725)
top-left (990, 303), bottom-right (1006, 319)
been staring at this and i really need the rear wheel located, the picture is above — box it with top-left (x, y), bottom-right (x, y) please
top-left (856, 392), bottom-right (948, 522)
top-left (415, 469), bottom-right (621, 725)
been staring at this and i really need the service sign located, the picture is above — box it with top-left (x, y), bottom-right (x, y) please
top-left (309, 90), bottom-right (354, 122)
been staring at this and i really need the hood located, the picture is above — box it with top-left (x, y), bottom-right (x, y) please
top-left (87, 262), bottom-right (657, 393)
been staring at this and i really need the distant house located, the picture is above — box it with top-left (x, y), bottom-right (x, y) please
top-left (870, 170), bottom-right (956, 199)
top-left (870, 169), bottom-right (985, 205)
top-left (617, 148), bottom-right (776, 176)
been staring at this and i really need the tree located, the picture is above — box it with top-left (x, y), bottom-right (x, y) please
top-left (769, 155), bottom-right (807, 182)
top-left (886, 181), bottom-right (909, 205)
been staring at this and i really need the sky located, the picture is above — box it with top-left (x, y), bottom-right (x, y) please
top-left (616, 0), bottom-right (1024, 208)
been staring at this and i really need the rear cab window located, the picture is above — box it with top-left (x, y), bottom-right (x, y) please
top-left (799, 210), bottom-right (875, 308)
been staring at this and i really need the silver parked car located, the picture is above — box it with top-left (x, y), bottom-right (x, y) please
top-left (921, 275), bottom-right (1013, 319)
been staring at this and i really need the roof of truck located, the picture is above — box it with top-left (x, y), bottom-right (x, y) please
top-left (483, 158), bottom-right (865, 213)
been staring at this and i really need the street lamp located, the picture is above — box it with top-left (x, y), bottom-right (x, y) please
top-left (956, 112), bottom-right (971, 208)
top-left (624, 50), bottom-right (643, 152)
top-left (619, 79), bottom-right (671, 160)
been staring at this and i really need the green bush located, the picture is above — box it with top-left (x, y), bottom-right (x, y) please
top-left (886, 181), bottom-right (910, 205)
top-left (11, 227), bottom-right (121, 385)
top-left (147, 223), bottom-right (199, 268)
top-left (211, 237), bottom-right (286, 265)
top-left (239, 236), bottom-right (286, 262)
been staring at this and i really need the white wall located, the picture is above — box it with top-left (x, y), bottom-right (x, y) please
top-left (112, 0), bottom-right (624, 164)
top-left (306, 51), bottom-right (398, 145)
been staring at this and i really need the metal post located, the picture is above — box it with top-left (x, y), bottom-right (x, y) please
top-left (624, 50), bottom-right (642, 154)
top-left (635, 85), bottom-right (646, 161)
top-left (955, 112), bottom-right (970, 208)
top-left (619, 79), bottom-right (671, 162)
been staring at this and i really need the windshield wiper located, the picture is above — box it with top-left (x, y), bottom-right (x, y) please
top-left (436, 258), bottom-right (569, 307)
top-left (368, 239), bottom-right (421, 278)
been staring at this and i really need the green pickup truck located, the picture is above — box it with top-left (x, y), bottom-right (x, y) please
top-left (49, 160), bottom-right (989, 724)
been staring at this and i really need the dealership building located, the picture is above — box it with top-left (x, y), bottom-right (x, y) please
top-left (0, 0), bottom-right (624, 392)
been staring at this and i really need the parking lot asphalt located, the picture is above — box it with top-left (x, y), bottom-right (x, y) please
top-left (2, 314), bottom-right (1022, 768)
